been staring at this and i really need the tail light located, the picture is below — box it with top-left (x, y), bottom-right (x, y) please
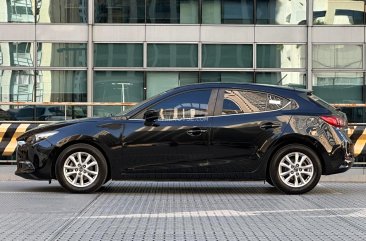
top-left (320, 115), bottom-right (346, 128)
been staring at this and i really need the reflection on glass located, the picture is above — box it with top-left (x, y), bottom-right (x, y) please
top-left (202, 0), bottom-right (253, 24)
top-left (256, 72), bottom-right (306, 88)
top-left (257, 45), bottom-right (306, 68)
top-left (147, 44), bottom-right (198, 67)
top-left (147, 0), bottom-right (198, 23)
top-left (0, 0), bottom-right (34, 23)
top-left (340, 107), bottom-right (365, 123)
top-left (313, 45), bottom-right (363, 69)
top-left (95, 0), bottom-right (145, 23)
top-left (256, 0), bottom-right (307, 24)
top-left (37, 0), bottom-right (88, 23)
top-left (146, 72), bottom-right (198, 98)
top-left (36, 70), bottom-right (87, 102)
top-left (94, 44), bottom-right (143, 67)
top-left (37, 43), bottom-right (87, 67)
top-left (201, 72), bottom-right (253, 83)
top-left (0, 70), bottom-right (35, 103)
top-left (313, 0), bottom-right (365, 25)
top-left (312, 72), bottom-right (363, 103)
top-left (202, 44), bottom-right (253, 68)
top-left (0, 42), bottom-right (34, 67)
top-left (93, 71), bottom-right (144, 117)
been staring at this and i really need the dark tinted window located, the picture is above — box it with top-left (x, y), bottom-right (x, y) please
top-left (147, 90), bottom-right (212, 119)
top-left (221, 89), bottom-right (293, 115)
top-left (146, 0), bottom-right (198, 23)
top-left (95, 0), bottom-right (145, 23)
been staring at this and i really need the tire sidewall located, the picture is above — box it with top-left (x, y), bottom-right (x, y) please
top-left (56, 144), bottom-right (108, 193)
top-left (270, 144), bottom-right (322, 194)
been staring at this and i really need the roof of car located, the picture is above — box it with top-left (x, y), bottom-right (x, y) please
top-left (171, 82), bottom-right (311, 94)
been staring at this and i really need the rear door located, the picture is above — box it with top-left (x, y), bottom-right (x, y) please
top-left (208, 88), bottom-right (293, 173)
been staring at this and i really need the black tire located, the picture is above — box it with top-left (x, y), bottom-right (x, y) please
top-left (269, 144), bottom-right (322, 194)
top-left (56, 143), bottom-right (108, 193)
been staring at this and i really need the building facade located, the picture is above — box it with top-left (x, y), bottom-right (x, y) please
top-left (0, 0), bottom-right (365, 123)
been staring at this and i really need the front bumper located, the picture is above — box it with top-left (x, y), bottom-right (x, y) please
top-left (15, 140), bottom-right (54, 180)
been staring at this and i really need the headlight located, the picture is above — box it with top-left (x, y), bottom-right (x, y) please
top-left (28, 131), bottom-right (58, 143)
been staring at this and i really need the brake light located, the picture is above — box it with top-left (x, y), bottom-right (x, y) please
top-left (320, 116), bottom-right (346, 128)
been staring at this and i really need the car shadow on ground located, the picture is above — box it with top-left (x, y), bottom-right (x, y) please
top-left (8, 181), bottom-right (357, 196)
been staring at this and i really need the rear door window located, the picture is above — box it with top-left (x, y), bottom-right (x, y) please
top-left (219, 89), bottom-right (295, 115)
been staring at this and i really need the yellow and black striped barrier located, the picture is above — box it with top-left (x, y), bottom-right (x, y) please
top-left (0, 123), bottom-right (43, 157)
top-left (0, 122), bottom-right (366, 160)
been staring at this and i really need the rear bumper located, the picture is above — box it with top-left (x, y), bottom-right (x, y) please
top-left (323, 141), bottom-right (354, 175)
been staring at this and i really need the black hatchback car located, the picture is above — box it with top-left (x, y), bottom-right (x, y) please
top-left (15, 83), bottom-right (354, 194)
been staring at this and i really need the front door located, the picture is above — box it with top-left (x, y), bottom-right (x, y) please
top-left (120, 88), bottom-right (217, 175)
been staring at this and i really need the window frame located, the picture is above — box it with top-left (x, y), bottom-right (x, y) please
top-left (131, 88), bottom-right (218, 120)
top-left (213, 88), bottom-right (293, 116)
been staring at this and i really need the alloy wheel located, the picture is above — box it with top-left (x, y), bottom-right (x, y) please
top-left (278, 152), bottom-right (314, 188)
top-left (63, 152), bottom-right (99, 188)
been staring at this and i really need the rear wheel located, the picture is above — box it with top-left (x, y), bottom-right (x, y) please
top-left (269, 144), bottom-right (321, 194)
top-left (56, 144), bottom-right (108, 193)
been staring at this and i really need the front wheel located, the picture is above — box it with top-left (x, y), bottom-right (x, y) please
top-left (269, 144), bottom-right (322, 194)
top-left (56, 144), bottom-right (108, 193)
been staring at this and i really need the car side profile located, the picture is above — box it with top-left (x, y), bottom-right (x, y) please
top-left (15, 83), bottom-right (354, 194)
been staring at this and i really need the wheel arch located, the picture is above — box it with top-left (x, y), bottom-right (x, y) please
top-left (51, 140), bottom-right (111, 181)
top-left (265, 134), bottom-right (327, 180)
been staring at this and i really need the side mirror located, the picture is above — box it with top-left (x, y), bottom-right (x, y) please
top-left (143, 109), bottom-right (159, 126)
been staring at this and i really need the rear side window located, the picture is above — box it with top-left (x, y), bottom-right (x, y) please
top-left (221, 89), bottom-right (296, 115)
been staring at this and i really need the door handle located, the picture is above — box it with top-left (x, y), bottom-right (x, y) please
top-left (260, 122), bottom-right (282, 130)
top-left (186, 128), bottom-right (207, 136)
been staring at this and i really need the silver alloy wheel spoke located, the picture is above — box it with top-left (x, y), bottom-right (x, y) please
top-left (278, 152), bottom-right (314, 188)
top-left (63, 152), bottom-right (99, 188)
top-left (86, 160), bottom-right (98, 168)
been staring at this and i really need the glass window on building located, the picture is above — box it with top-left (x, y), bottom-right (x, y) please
top-left (202, 0), bottom-right (254, 24)
top-left (312, 72), bottom-right (363, 103)
top-left (94, 43), bottom-right (143, 67)
top-left (256, 0), bottom-right (307, 24)
top-left (313, 0), bottom-right (365, 25)
top-left (95, 0), bottom-right (145, 23)
top-left (146, 0), bottom-right (198, 24)
top-left (147, 44), bottom-right (198, 67)
top-left (257, 44), bottom-right (306, 69)
top-left (36, 70), bottom-right (87, 102)
top-left (146, 72), bottom-right (198, 98)
top-left (93, 71), bottom-right (144, 117)
top-left (201, 72), bottom-right (253, 83)
top-left (37, 43), bottom-right (87, 67)
top-left (313, 44), bottom-right (363, 69)
top-left (36, 0), bottom-right (88, 23)
top-left (0, 0), bottom-right (35, 23)
top-left (0, 70), bottom-right (35, 104)
top-left (0, 42), bottom-right (34, 67)
top-left (256, 72), bottom-right (306, 88)
top-left (202, 44), bottom-right (253, 68)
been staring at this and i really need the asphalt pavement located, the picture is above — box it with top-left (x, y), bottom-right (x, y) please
top-left (0, 168), bottom-right (366, 240)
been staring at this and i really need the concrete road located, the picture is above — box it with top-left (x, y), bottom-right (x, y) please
top-left (0, 180), bottom-right (366, 241)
